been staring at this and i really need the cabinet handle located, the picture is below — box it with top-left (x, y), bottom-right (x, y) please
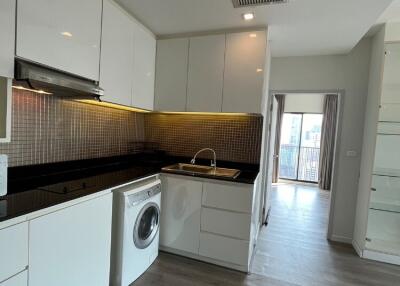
top-left (371, 188), bottom-right (377, 192)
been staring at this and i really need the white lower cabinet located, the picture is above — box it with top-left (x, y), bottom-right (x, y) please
top-left (160, 174), bottom-right (256, 272)
top-left (0, 222), bottom-right (28, 283)
top-left (0, 271), bottom-right (27, 286)
top-left (159, 176), bottom-right (202, 254)
top-left (199, 232), bottom-right (250, 266)
top-left (28, 194), bottom-right (113, 286)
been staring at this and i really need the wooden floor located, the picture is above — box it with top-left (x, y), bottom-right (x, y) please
top-left (133, 182), bottom-right (400, 286)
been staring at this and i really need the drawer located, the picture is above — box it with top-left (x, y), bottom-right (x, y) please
top-left (379, 104), bottom-right (400, 122)
top-left (0, 222), bottom-right (28, 282)
top-left (199, 232), bottom-right (250, 266)
top-left (0, 270), bottom-right (27, 286)
top-left (201, 207), bottom-right (251, 240)
top-left (202, 181), bottom-right (253, 213)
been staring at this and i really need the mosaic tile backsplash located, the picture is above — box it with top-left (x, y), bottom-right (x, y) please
top-left (145, 113), bottom-right (263, 164)
top-left (0, 89), bottom-right (263, 167)
top-left (0, 89), bottom-right (145, 167)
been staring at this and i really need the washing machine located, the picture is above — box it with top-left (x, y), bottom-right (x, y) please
top-left (111, 178), bottom-right (161, 286)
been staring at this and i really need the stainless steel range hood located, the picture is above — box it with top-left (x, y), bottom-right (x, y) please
top-left (14, 59), bottom-right (104, 99)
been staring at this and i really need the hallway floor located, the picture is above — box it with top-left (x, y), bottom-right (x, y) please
top-left (133, 182), bottom-right (400, 286)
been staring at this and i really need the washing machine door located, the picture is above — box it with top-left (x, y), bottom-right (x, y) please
top-left (133, 202), bottom-right (160, 249)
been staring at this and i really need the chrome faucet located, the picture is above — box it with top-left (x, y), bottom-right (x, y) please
top-left (190, 148), bottom-right (217, 168)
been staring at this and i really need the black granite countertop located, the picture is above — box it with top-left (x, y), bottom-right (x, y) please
top-left (0, 154), bottom-right (259, 223)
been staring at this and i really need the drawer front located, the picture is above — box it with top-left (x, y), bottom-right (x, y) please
top-left (202, 182), bottom-right (253, 213)
top-left (0, 223), bottom-right (28, 282)
top-left (1, 270), bottom-right (27, 286)
top-left (201, 207), bottom-right (251, 240)
top-left (199, 232), bottom-right (249, 266)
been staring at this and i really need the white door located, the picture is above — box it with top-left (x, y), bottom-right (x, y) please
top-left (222, 31), bottom-right (266, 113)
top-left (186, 35), bottom-right (225, 112)
top-left (100, 0), bottom-right (134, 106)
top-left (159, 176), bottom-right (202, 254)
top-left (155, 38), bottom-right (189, 111)
top-left (28, 194), bottom-right (113, 286)
top-left (262, 96), bottom-right (278, 224)
top-left (132, 24), bottom-right (156, 110)
top-left (0, 0), bottom-right (15, 78)
top-left (16, 0), bottom-right (102, 80)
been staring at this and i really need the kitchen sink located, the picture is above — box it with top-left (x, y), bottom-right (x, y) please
top-left (162, 163), bottom-right (241, 179)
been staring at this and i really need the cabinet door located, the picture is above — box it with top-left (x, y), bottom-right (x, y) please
top-left (155, 38), bottom-right (189, 111)
top-left (16, 0), bottom-right (102, 80)
top-left (222, 31), bottom-right (266, 113)
top-left (159, 176), bottom-right (202, 254)
top-left (0, 0), bottom-right (15, 78)
top-left (29, 194), bottom-right (113, 286)
top-left (0, 222), bottom-right (28, 283)
top-left (132, 24), bottom-right (156, 110)
top-left (187, 35), bottom-right (225, 112)
top-left (100, 0), bottom-right (134, 106)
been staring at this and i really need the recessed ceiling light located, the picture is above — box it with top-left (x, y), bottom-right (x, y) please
top-left (61, 31), bottom-right (73, 38)
top-left (242, 12), bottom-right (255, 21)
top-left (249, 33), bottom-right (257, 38)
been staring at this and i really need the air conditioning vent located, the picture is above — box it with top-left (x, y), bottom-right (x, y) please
top-left (232, 0), bottom-right (288, 8)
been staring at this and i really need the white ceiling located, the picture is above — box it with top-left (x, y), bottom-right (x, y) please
top-left (116, 0), bottom-right (393, 57)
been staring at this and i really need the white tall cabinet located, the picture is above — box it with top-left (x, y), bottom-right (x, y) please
top-left (154, 30), bottom-right (267, 113)
top-left (222, 31), bottom-right (266, 113)
top-left (100, 0), bottom-right (135, 106)
top-left (155, 38), bottom-right (189, 112)
top-left (16, 0), bottom-right (102, 81)
top-left (354, 23), bottom-right (400, 265)
top-left (186, 35), bottom-right (225, 112)
top-left (0, 0), bottom-right (15, 78)
top-left (100, 0), bottom-right (156, 110)
top-left (29, 194), bottom-right (113, 286)
top-left (132, 25), bottom-right (156, 110)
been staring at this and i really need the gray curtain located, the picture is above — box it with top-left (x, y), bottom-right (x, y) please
top-left (319, 94), bottom-right (338, 190)
top-left (272, 94), bottom-right (285, 183)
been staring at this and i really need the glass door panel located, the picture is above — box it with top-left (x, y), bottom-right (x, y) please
top-left (279, 114), bottom-right (302, 180)
top-left (279, 113), bottom-right (323, 183)
top-left (298, 114), bottom-right (323, 182)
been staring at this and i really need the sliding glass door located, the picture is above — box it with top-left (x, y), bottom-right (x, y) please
top-left (279, 113), bottom-right (323, 183)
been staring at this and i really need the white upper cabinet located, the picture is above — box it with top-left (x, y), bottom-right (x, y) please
top-left (0, 0), bottom-right (15, 78)
top-left (16, 0), bottom-right (102, 81)
top-left (100, 0), bottom-right (134, 106)
top-left (187, 35), bottom-right (225, 112)
top-left (132, 24), bottom-right (156, 110)
top-left (222, 31), bottom-right (266, 113)
top-left (155, 38), bottom-right (189, 111)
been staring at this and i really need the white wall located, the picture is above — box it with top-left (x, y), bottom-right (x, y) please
top-left (284, 93), bottom-right (324, 113)
top-left (270, 37), bottom-right (372, 243)
top-left (353, 26), bottom-right (385, 252)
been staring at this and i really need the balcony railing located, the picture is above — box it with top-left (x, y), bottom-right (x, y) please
top-left (279, 144), bottom-right (320, 182)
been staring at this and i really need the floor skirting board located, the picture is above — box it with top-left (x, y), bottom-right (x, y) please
top-left (330, 234), bottom-right (353, 244)
top-left (363, 249), bottom-right (400, 266)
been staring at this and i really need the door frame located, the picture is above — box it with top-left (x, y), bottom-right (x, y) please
top-left (267, 90), bottom-right (344, 241)
top-left (278, 111), bottom-right (323, 184)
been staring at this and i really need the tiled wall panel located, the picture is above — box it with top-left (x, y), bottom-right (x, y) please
top-left (0, 90), bottom-right (263, 167)
top-left (145, 113), bottom-right (263, 164)
top-left (0, 89), bottom-right (145, 167)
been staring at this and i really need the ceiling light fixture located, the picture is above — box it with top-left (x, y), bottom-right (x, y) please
top-left (249, 33), bottom-right (257, 38)
top-left (242, 12), bottom-right (255, 21)
top-left (61, 31), bottom-right (73, 38)
top-left (256, 68), bottom-right (263, 73)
